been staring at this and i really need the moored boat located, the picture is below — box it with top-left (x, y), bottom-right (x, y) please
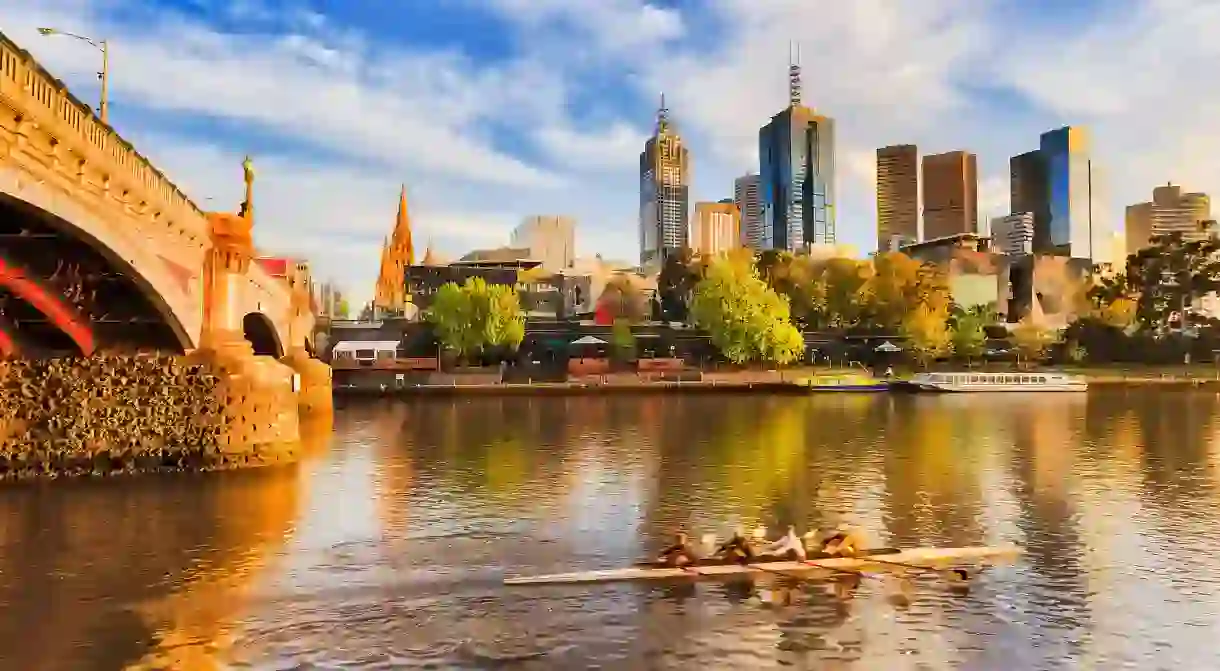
top-left (891, 371), bottom-right (1087, 393)
top-left (791, 373), bottom-right (889, 392)
top-left (503, 545), bottom-right (1022, 586)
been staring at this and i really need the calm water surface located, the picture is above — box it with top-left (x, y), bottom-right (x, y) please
top-left (2, 391), bottom-right (1220, 670)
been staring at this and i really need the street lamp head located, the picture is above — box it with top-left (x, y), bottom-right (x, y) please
top-left (37, 27), bottom-right (57, 36)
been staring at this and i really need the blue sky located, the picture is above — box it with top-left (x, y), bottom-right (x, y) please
top-left (9, 0), bottom-right (1220, 305)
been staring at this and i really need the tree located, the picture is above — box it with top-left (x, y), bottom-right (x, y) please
top-left (1011, 319), bottom-right (1059, 366)
top-left (610, 317), bottom-right (636, 361)
top-left (951, 311), bottom-right (987, 362)
top-left (1124, 230), bottom-right (1220, 333)
top-left (901, 304), bottom-right (951, 367)
top-left (657, 247), bottom-right (698, 322)
top-left (690, 256), bottom-right (805, 365)
top-left (424, 277), bottom-right (524, 361)
top-left (596, 274), bottom-right (650, 323)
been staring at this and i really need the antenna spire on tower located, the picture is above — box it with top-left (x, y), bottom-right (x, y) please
top-left (789, 41), bottom-right (802, 107)
top-left (657, 92), bottom-right (670, 134)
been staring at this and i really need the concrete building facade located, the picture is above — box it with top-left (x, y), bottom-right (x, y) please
top-left (991, 212), bottom-right (1036, 256)
top-left (510, 215), bottom-right (576, 270)
top-left (690, 202), bottom-right (741, 256)
top-left (922, 150), bottom-right (978, 241)
top-left (734, 173), bottom-right (764, 250)
top-left (876, 144), bottom-right (919, 251)
top-left (1125, 184), bottom-right (1213, 254)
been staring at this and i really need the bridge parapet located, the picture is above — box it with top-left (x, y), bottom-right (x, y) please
top-left (0, 32), bottom-right (207, 261)
top-left (0, 30), bottom-right (312, 351)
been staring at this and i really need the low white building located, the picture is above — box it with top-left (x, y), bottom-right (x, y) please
top-left (990, 212), bottom-right (1035, 256)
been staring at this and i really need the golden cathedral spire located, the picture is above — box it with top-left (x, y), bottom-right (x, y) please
top-left (391, 184), bottom-right (415, 267)
top-left (373, 187), bottom-right (418, 315)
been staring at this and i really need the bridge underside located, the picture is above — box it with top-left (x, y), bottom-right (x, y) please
top-left (0, 194), bottom-right (188, 358)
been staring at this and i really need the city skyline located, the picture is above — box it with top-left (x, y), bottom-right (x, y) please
top-left (14, 1), bottom-right (1220, 305)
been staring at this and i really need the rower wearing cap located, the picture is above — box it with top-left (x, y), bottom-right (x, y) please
top-left (656, 532), bottom-right (699, 567)
top-left (816, 524), bottom-right (869, 557)
top-left (714, 528), bottom-right (756, 564)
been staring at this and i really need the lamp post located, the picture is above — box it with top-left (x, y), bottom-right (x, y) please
top-left (36, 27), bottom-right (109, 124)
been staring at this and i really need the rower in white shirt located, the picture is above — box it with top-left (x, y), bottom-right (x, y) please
top-left (759, 525), bottom-right (807, 560)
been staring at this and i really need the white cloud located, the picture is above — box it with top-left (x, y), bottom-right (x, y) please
top-left (7, 0), bottom-right (1220, 310)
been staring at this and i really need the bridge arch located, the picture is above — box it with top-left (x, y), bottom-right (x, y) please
top-left (242, 312), bottom-right (283, 358)
top-left (0, 256), bottom-right (95, 356)
top-left (0, 189), bottom-right (193, 355)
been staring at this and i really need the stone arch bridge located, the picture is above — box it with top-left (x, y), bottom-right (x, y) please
top-left (0, 32), bottom-right (314, 360)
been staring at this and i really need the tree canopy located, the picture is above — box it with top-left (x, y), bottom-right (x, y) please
top-left (424, 277), bottom-right (525, 360)
top-left (690, 255), bottom-right (805, 365)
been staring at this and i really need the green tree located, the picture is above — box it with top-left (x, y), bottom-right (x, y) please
top-left (610, 317), bottom-right (636, 360)
top-left (424, 277), bottom-right (524, 361)
top-left (1011, 319), bottom-right (1059, 366)
top-left (657, 247), bottom-right (698, 322)
top-left (901, 304), bottom-right (951, 367)
top-left (691, 256), bottom-right (805, 365)
top-left (335, 298), bottom-right (350, 319)
top-left (950, 311), bottom-right (987, 362)
top-left (1124, 229), bottom-right (1220, 333)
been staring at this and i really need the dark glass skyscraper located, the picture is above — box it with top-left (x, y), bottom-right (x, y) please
top-left (758, 59), bottom-right (835, 251)
top-left (1009, 126), bottom-right (1098, 259)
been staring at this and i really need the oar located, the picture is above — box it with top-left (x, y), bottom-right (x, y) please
top-left (858, 556), bottom-right (972, 583)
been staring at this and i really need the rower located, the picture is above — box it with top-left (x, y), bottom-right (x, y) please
top-left (808, 525), bottom-right (869, 557)
top-left (714, 528), bottom-right (756, 564)
top-left (760, 525), bottom-right (806, 560)
top-left (656, 532), bottom-right (699, 567)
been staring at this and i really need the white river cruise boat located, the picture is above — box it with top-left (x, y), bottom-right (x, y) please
top-left (894, 371), bottom-right (1088, 393)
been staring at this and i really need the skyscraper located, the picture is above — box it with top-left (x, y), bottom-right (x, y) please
top-left (876, 144), bottom-right (919, 251)
top-left (1009, 149), bottom-right (1049, 247)
top-left (921, 150), bottom-right (978, 240)
top-left (639, 94), bottom-right (690, 268)
top-left (511, 215), bottom-right (576, 270)
top-left (734, 173), bottom-right (764, 250)
top-left (689, 202), bottom-right (741, 256)
top-left (1041, 126), bottom-right (1097, 259)
top-left (1125, 184), bottom-right (1213, 254)
top-left (759, 51), bottom-right (835, 251)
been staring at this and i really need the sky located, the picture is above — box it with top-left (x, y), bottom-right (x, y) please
top-left (6, 0), bottom-right (1220, 307)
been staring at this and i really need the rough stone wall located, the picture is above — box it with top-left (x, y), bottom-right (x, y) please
top-left (0, 354), bottom-right (256, 480)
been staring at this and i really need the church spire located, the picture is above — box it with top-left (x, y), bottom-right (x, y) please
top-left (392, 184), bottom-right (415, 266)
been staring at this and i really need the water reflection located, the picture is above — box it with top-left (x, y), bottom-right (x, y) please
top-left (6, 392), bottom-right (1220, 668)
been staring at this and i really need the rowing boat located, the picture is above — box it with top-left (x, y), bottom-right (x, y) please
top-left (503, 545), bottom-right (1022, 586)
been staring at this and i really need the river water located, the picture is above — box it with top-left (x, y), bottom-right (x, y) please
top-left (2, 391), bottom-right (1220, 670)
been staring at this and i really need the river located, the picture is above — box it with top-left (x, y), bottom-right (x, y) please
top-left (1, 391), bottom-right (1219, 670)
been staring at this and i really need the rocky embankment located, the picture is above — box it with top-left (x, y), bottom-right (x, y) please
top-left (0, 355), bottom-right (234, 479)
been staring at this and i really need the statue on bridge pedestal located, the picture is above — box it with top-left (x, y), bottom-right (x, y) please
top-left (200, 157), bottom-right (257, 351)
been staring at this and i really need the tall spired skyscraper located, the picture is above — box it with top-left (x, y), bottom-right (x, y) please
top-left (373, 185), bottom-right (416, 314)
top-left (759, 47), bottom-right (836, 251)
top-left (639, 94), bottom-right (690, 268)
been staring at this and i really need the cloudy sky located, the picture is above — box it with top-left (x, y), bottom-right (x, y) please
top-left (7, 0), bottom-right (1220, 306)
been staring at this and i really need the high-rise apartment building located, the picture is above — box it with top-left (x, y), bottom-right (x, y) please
top-left (876, 144), bottom-right (919, 251)
top-left (690, 202), bottom-right (741, 256)
top-left (991, 213), bottom-right (1035, 256)
top-left (759, 57), bottom-right (835, 251)
top-left (639, 95), bottom-right (690, 268)
top-left (921, 151), bottom-right (978, 240)
top-left (510, 215), bottom-right (576, 270)
top-left (1125, 184), bottom-right (1213, 254)
top-left (734, 173), bottom-right (764, 250)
